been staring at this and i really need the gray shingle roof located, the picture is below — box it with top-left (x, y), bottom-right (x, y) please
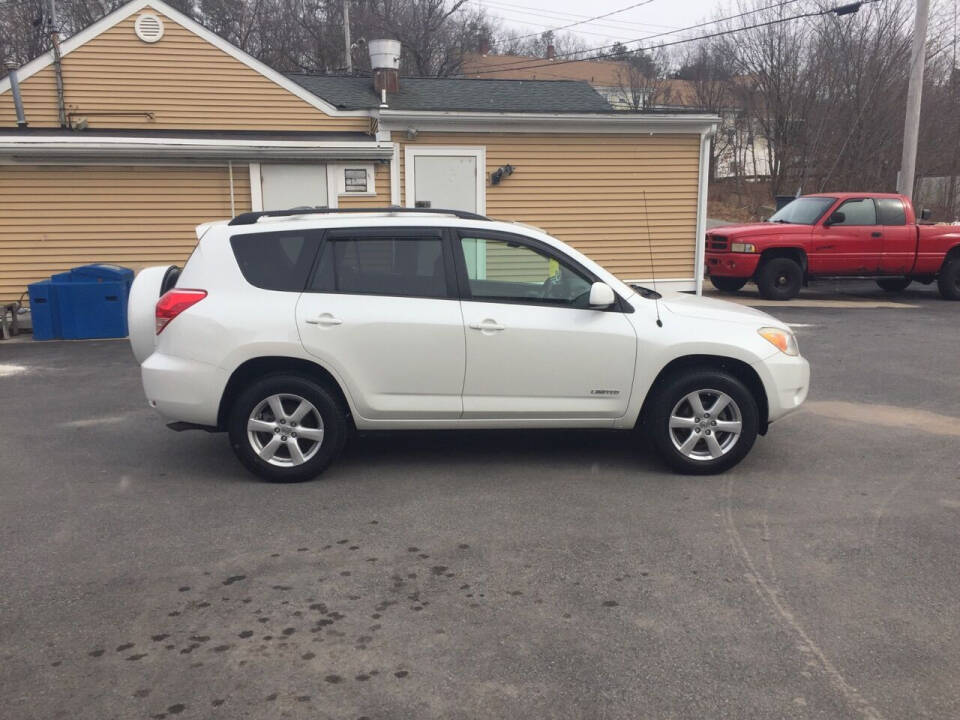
top-left (286, 74), bottom-right (614, 113)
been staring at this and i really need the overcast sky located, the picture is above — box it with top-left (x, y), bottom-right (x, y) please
top-left (474, 0), bottom-right (730, 49)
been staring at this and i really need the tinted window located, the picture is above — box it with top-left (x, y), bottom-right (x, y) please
top-left (833, 199), bottom-right (877, 226)
top-left (231, 231), bottom-right (318, 291)
top-left (311, 237), bottom-right (448, 298)
top-left (876, 198), bottom-right (907, 225)
top-left (460, 236), bottom-right (593, 307)
top-left (768, 197), bottom-right (835, 225)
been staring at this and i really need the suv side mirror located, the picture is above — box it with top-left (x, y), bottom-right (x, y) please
top-left (921, 208), bottom-right (932, 221)
top-left (825, 211), bottom-right (845, 227)
top-left (589, 282), bottom-right (615, 307)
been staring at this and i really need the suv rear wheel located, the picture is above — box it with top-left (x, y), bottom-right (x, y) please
top-left (757, 257), bottom-right (803, 300)
top-left (228, 374), bottom-right (346, 482)
top-left (646, 369), bottom-right (759, 475)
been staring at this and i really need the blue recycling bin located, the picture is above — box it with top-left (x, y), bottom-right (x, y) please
top-left (51, 264), bottom-right (135, 339)
top-left (27, 279), bottom-right (62, 341)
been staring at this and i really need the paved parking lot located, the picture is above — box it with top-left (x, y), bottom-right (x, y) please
top-left (1, 280), bottom-right (958, 720)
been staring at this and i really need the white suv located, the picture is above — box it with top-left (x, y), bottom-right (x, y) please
top-left (128, 208), bottom-right (809, 482)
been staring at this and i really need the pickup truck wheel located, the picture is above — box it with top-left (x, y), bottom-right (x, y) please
top-left (710, 276), bottom-right (749, 293)
top-left (876, 277), bottom-right (912, 292)
top-left (757, 258), bottom-right (802, 300)
top-left (646, 369), bottom-right (759, 475)
top-left (937, 258), bottom-right (960, 300)
top-left (227, 374), bottom-right (346, 483)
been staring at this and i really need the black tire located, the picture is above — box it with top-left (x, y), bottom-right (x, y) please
top-left (227, 373), bottom-right (347, 483)
top-left (645, 368), bottom-right (759, 475)
top-left (710, 276), bottom-right (749, 293)
top-left (876, 277), bottom-right (912, 292)
top-left (757, 257), bottom-right (803, 300)
top-left (937, 257), bottom-right (960, 300)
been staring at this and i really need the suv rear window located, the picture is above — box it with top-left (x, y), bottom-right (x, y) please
top-left (231, 231), bottom-right (319, 291)
top-left (311, 236), bottom-right (448, 298)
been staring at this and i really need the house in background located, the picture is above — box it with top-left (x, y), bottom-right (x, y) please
top-left (0, 0), bottom-right (717, 305)
top-left (460, 52), bottom-right (770, 181)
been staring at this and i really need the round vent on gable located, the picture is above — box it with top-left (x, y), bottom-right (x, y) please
top-left (134, 13), bottom-right (164, 43)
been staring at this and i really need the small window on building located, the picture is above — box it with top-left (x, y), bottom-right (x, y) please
top-left (231, 231), bottom-right (319, 291)
top-left (344, 168), bottom-right (368, 193)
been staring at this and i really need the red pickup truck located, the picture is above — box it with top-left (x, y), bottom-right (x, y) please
top-left (705, 192), bottom-right (960, 300)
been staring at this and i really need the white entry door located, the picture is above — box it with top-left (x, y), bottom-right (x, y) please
top-left (405, 147), bottom-right (485, 213)
top-left (260, 163), bottom-right (328, 210)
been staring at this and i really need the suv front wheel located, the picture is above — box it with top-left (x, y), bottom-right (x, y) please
top-left (228, 374), bottom-right (347, 482)
top-left (646, 369), bottom-right (759, 474)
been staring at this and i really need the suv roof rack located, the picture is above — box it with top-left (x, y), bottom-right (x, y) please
top-left (227, 206), bottom-right (491, 226)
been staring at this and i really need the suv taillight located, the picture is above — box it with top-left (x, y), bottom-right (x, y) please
top-left (156, 289), bottom-right (206, 334)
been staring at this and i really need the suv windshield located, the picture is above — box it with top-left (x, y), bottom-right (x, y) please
top-left (767, 197), bottom-right (835, 225)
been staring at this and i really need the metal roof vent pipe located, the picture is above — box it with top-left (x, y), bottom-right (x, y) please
top-left (370, 38), bottom-right (401, 102)
top-left (5, 63), bottom-right (28, 129)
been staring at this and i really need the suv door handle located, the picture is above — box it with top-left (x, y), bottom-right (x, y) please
top-left (468, 319), bottom-right (505, 332)
top-left (306, 313), bottom-right (342, 326)
top-left (871, 231), bottom-right (882, 238)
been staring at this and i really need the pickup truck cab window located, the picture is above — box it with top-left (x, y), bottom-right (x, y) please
top-left (768, 197), bottom-right (834, 225)
top-left (831, 198), bottom-right (878, 226)
top-left (876, 198), bottom-right (907, 225)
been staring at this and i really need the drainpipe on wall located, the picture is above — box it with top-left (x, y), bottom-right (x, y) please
top-left (4, 63), bottom-right (28, 128)
top-left (693, 127), bottom-right (714, 296)
top-left (47, 0), bottom-right (67, 127)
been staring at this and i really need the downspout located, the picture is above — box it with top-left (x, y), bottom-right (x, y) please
top-left (47, 0), bottom-right (67, 127)
top-left (693, 127), bottom-right (714, 295)
top-left (228, 161), bottom-right (236, 216)
top-left (4, 63), bottom-right (28, 128)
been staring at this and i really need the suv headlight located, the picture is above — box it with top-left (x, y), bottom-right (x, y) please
top-left (758, 327), bottom-right (799, 356)
top-left (730, 242), bottom-right (757, 253)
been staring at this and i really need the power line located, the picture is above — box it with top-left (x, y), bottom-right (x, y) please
top-left (496, 0), bottom-right (658, 44)
top-left (472, 0), bottom-right (679, 32)
top-left (465, 0), bottom-right (882, 76)
top-left (467, 0), bottom-right (806, 72)
top-left (475, 2), bottom-right (671, 38)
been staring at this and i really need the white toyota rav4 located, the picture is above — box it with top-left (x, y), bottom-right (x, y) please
top-left (128, 208), bottom-right (809, 482)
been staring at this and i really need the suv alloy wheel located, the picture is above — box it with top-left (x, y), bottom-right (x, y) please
top-left (228, 374), bottom-right (347, 482)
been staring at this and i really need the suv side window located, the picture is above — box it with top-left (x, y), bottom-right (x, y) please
top-left (230, 231), bottom-right (320, 291)
top-left (311, 234), bottom-right (449, 298)
top-left (876, 198), bottom-right (907, 226)
top-left (458, 234), bottom-right (594, 308)
top-left (833, 198), bottom-right (877, 226)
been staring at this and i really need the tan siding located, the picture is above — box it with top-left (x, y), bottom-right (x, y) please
top-left (336, 162), bottom-right (392, 208)
top-left (0, 164), bottom-right (251, 303)
top-left (398, 132), bottom-right (700, 279)
top-left (0, 6), bottom-right (368, 131)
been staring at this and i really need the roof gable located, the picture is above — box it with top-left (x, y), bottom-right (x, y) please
top-left (0, 0), bottom-right (367, 123)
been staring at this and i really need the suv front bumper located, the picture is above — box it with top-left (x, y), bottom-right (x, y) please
top-left (752, 352), bottom-right (810, 424)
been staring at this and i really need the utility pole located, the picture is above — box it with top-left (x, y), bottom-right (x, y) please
top-left (897, 0), bottom-right (930, 199)
top-left (343, 0), bottom-right (352, 73)
top-left (47, 0), bottom-right (66, 127)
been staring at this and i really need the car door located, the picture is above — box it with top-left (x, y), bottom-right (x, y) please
top-left (297, 228), bottom-right (465, 421)
top-left (810, 197), bottom-right (881, 274)
top-left (876, 197), bottom-right (916, 274)
top-left (455, 230), bottom-right (638, 421)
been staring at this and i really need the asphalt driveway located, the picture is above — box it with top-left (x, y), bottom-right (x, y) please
top-left (1, 280), bottom-right (958, 720)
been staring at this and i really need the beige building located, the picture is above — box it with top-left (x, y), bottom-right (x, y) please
top-left (0, 0), bottom-right (717, 305)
